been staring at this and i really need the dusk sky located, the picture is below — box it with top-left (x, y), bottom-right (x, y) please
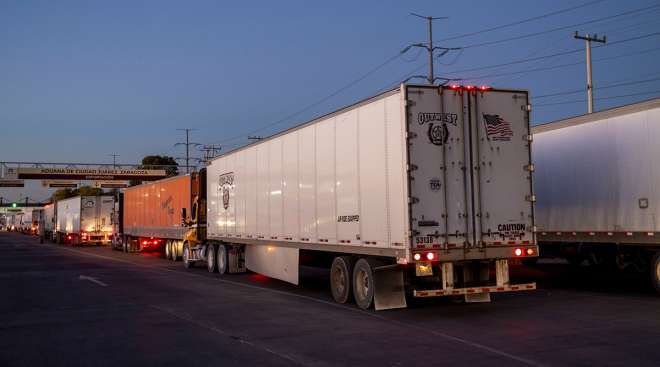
top-left (2, 0), bottom-right (660, 201)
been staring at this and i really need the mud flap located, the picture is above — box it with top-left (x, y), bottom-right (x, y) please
top-left (373, 264), bottom-right (407, 311)
top-left (464, 292), bottom-right (491, 303)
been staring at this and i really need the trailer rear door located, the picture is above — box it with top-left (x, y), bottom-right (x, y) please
top-left (406, 86), bottom-right (534, 259)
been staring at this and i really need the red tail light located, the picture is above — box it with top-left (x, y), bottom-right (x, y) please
top-left (426, 252), bottom-right (435, 261)
top-left (143, 240), bottom-right (148, 245)
top-left (449, 84), bottom-right (460, 90)
top-left (465, 85), bottom-right (475, 90)
top-left (67, 235), bottom-right (72, 240)
top-left (479, 85), bottom-right (491, 91)
top-left (526, 248), bottom-right (535, 256)
top-left (413, 253), bottom-right (422, 261)
top-left (514, 248), bottom-right (523, 256)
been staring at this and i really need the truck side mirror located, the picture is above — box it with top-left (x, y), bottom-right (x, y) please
top-left (181, 208), bottom-right (187, 226)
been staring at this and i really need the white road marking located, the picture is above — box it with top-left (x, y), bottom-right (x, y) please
top-left (59, 245), bottom-right (543, 366)
top-left (79, 274), bottom-right (108, 287)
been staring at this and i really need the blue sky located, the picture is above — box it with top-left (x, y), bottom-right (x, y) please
top-left (2, 0), bottom-right (660, 201)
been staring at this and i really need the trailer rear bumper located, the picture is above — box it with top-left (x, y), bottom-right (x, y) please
top-left (413, 282), bottom-right (536, 298)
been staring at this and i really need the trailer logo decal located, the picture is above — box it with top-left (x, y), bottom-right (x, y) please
top-left (161, 196), bottom-right (174, 215)
top-left (219, 172), bottom-right (234, 210)
top-left (427, 123), bottom-right (449, 146)
top-left (418, 112), bottom-right (458, 126)
top-left (483, 114), bottom-right (513, 141)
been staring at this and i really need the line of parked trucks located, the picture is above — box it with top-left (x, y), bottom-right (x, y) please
top-left (27, 84), bottom-right (660, 309)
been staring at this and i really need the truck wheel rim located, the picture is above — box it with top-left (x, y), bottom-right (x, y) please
top-left (356, 269), bottom-right (369, 301)
top-left (656, 260), bottom-right (660, 283)
top-left (165, 242), bottom-right (170, 259)
top-left (183, 247), bottom-right (189, 263)
top-left (332, 266), bottom-right (346, 295)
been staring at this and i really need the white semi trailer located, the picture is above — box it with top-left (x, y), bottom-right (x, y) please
top-left (533, 97), bottom-right (660, 294)
top-left (55, 195), bottom-right (115, 245)
top-left (185, 84), bottom-right (537, 310)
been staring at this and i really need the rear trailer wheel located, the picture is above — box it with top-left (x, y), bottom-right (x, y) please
top-left (207, 244), bottom-right (217, 273)
top-left (217, 245), bottom-right (228, 275)
top-left (651, 251), bottom-right (660, 295)
top-left (331, 256), bottom-right (355, 304)
top-left (353, 258), bottom-right (380, 310)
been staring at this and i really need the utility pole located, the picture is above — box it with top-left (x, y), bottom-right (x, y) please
top-left (199, 144), bottom-right (222, 166)
top-left (109, 154), bottom-right (119, 168)
top-left (411, 13), bottom-right (448, 85)
top-left (574, 31), bottom-right (606, 113)
top-left (175, 129), bottom-right (200, 174)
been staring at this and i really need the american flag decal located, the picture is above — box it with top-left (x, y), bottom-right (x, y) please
top-left (483, 114), bottom-right (513, 140)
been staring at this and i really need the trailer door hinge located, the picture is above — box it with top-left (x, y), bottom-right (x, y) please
top-left (410, 197), bottom-right (420, 204)
top-left (406, 100), bottom-right (416, 107)
top-left (524, 164), bottom-right (535, 172)
top-left (525, 134), bottom-right (533, 142)
top-left (526, 195), bottom-right (536, 202)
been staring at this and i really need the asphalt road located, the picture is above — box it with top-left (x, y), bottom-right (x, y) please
top-left (1, 232), bottom-right (659, 367)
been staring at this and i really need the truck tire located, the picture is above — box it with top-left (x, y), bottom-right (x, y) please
top-left (651, 251), bottom-right (660, 295)
top-left (352, 258), bottom-right (381, 310)
top-left (183, 243), bottom-right (195, 269)
top-left (331, 256), bottom-right (355, 304)
top-left (207, 244), bottom-right (217, 273)
top-left (217, 245), bottom-right (228, 275)
top-left (171, 242), bottom-right (180, 261)
top-left (165, 240), bottom-right (171, 260)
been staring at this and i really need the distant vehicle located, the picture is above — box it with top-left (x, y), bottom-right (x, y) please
top-left (55, 195), bottom-right (114, 245)
top-left (18, 211), bottom-right (32, 234)
top-left (116, 84), bottom-right (538, 310)
top-left (533, 97), bottom-right (660, 294)
top-left (40, 204), bottom-right (56, 241)
top-left (112, 175), bottom-right (190, 254)
top-left (31, 208), bottom-right (43, 235)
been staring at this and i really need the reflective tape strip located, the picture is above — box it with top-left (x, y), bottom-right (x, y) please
top-left (413, 283), bottom-right (536, 298)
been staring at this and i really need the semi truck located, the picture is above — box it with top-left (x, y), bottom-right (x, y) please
top-left (40, 204), bottom-right (55, 241)
top-left (55, 195), bottom-right (115, 245)
top-left (115, 84), bottom-right (536, 310)
top-left (533, 97), bottom-right (660, 294)
top-left (112, 174), bottom-right (191, 256)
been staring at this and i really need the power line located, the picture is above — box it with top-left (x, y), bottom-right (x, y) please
top-left (533, 75), bottom-right (660, 99)
top-left (108, 154), bottom-right (119, 168)
top-left (436, 0), bottom-right (607, 42)
top-left (463, 45), bottom-right (660, 81)
top-left (175, 128), bottom-right (200, 174)
top-left (460, 3), bottom-right (660, 49)
top-left (534, 89), bottom-right (660, 107)
top-left (442, 31), bottom-right (660, 76)
top-left (208, 45), bottom-right (416, 145)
